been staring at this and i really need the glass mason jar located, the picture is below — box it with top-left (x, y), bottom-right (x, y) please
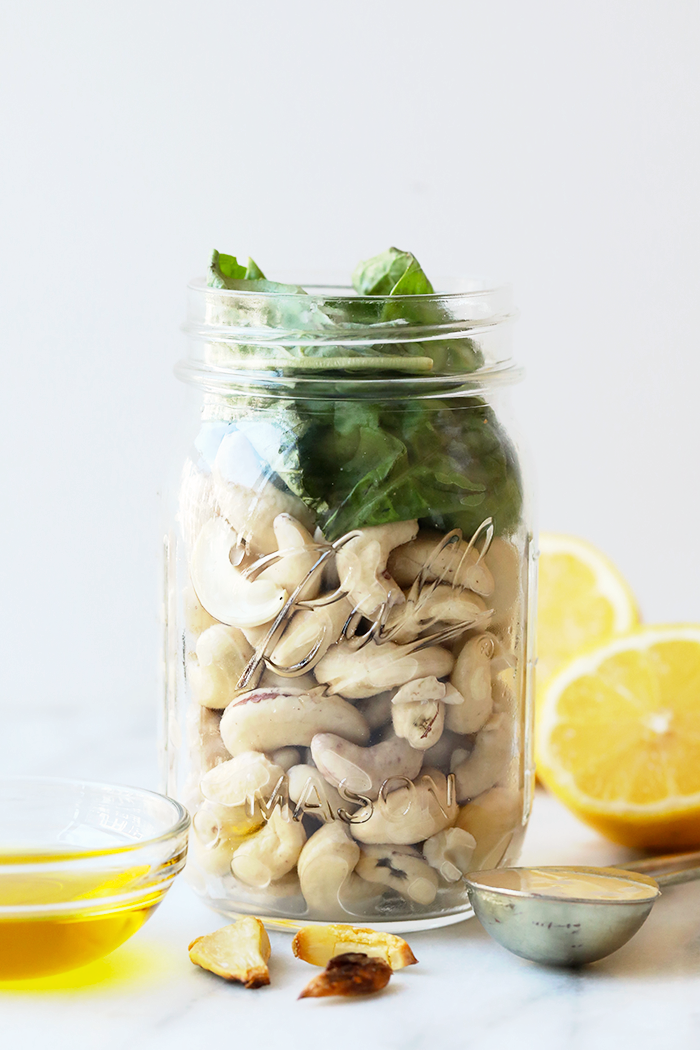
top-left (163, 276), bottom-right (535, 931)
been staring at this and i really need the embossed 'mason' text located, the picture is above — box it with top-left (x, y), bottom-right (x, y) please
top-left (241, 771), bottom-right (457, 825)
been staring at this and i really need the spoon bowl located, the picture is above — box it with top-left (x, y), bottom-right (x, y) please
top-left (465, 866), bottom-right (661, 966)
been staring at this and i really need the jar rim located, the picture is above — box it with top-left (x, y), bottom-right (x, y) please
top-left (174, 358), bottom-right (524, 398)
top-left (187, 274), bottom-right (513, 302)
top-left (180, 276), bottom-right (519, 388)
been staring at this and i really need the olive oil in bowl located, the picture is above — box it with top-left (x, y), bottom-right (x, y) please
top-left (0, 779), bottom-right (189, 980)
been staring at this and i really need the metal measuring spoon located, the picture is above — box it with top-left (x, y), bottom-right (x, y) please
top-left (464, 850), bottom-right (700, 966)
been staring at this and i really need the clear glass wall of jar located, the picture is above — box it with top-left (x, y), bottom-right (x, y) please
top-left (163, 277), bottom-right (536, 931)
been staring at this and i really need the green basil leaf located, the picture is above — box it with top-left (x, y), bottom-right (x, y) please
top-left (352, 247), bottom-right (412, 295)
top-left (352, 247), bottom-right (482, 374)
top-left (352, 246), bottom-right (434, 297)
top-left (290, 395), bottom-right (522, 539)
top-left (200, 247), bottom-right (520, 539)
top-left (388, 256), bottom-right (434, 296)
top-left (207, 250), bottom-right (269, 288)
top-left (243, 258), bottom-right (266, 280)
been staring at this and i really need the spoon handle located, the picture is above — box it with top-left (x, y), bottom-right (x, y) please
top-left (615, 850), bottom-right (700, 887)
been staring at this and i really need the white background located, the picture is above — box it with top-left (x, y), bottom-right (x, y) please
top-left (1, 1), bottom-right (698, 783)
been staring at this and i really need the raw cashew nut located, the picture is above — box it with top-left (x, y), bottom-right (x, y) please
top-left (231, 808), bottom-right (306, 888)
top-left (483, 537), bottom-right (522, 633)
top-left (455, 784), bottom-right (523, 870)
top-left (442, 685), bottom-right (465, 704)
top-left (219, 687), bottom-right (370, 756)
top-left (350, 770), bottom-right (458, 845)
top-left (451, 711), bottom-right (513, 802)
top-left (387, 530), bottom-right (495, 596)
top-left (315, 640), bottom-right (454, 699)
top-left (190, 802), bottom-right (251, 877)
top-left (391, 676), bottom-right (446, 706)
top-left (336, 520), bottom-right (418, 617)
top-left (191, 517), bottom-right (288, 628)
top-left (257, 869), bottom-right (302, 900)
top-left (184, 584), bottom-right (219, 637)
top-left (212, 429), bottom-right (314, 555)
top-left (259, 670), bottom-right (317, 692)
top-left (445, 634), bottom-right (496, 734)
top-left (423, 827), bottom-right (477, 882)
top-left (226, 870), bottom-right (302, 902)
top-left (356, 845), bottom-right (439, 905)
top-left (287, 764), bottom-right (345, 822)
top-left (187, 706), bottom-right (231, 775)
top-left (269, 597), bottom-right (354, 672)
top-left (490, 640), bottom-right (517, 676)
top-left (270, 746), bottom-right (302, 772)
top-left (297, 822), bottom-right (379, 919)
top-left (257, 514), bottom-right (321, 601)
top-left (189, 624), bottom-right (253, 709)
top-left (391, 678), bottom-right (447, 750)
top-left (386, 588), bottom-right (490, 644)
top-left (179, 459), bottom-right (217, 555)
top-left (310, 733), bottom-right (423, 801)
top-left (239, 621), bottom-right (269, 649)
top-left (392, 697), bottom-right (445, 751)
top-left (199, 751), bottom-right (285, 834)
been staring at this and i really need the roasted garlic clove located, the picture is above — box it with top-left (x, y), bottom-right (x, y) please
top-left (188, 916), bottom-right (271, 988)
top-left (292, 923), bottom-right (417, 970)
top-left (298, 952), bottom-right (392, 999)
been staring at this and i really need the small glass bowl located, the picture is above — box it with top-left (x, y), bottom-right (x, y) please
top-left (0, 776), bottom-right (190, 979)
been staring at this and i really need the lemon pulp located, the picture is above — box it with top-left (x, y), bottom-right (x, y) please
top-left (537, 625), bottom-right (700, 848)
top-left (537, 533), bottom-right (638, 692)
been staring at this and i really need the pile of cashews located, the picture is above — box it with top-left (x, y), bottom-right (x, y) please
top-left (180, 452), bottom-right (526, 921)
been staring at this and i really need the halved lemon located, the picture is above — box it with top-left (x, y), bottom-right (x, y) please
top-left (536, 624), bottom-right (700, 849)
top-left (537, 533), bottom-right (639, 700)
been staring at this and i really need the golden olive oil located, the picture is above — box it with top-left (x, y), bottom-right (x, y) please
top-left (0, 863), bottom-right (165, 980)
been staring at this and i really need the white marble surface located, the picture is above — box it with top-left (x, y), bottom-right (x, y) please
top-left (3, 785), bottom-right (700, 1050)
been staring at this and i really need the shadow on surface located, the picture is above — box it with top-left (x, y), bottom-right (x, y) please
top-left (590, 881), bottom-right (700, 979)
